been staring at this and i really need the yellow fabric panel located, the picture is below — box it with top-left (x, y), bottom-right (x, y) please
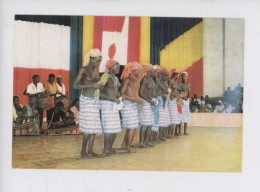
top-left (82, 16), bottom-right (94, 66)
top-left (140, 17), bottom-right (150, 64)
top-left (160, 22), bottom-right (203, 71)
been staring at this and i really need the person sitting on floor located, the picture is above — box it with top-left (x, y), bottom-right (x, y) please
top-left (22, 96), bottom-right (40, 133)
top-left (47, 101), bottom-right (74, 129)
top-left (70, 98), bottom-right (80, 125)
top-left (214, 100), bottom-right (224, 113)
top-left (13, 96), bottom-right (24, 123)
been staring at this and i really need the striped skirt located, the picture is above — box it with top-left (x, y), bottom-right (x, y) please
top-left (120, 100), bottom-right (139, 130)
top-left (181, 100), bottom-right (190, 123)
top-left (139, 99), bottom-right (155, 126)
top-left (100, 100), bottom-right (121, 133)
top-left (79, 95), bottom-right (103, 135)
top-left (168, 98), bottom-right (181, 125)
top-left (151, 124), bottom-right (159, 132)
top-left (158, 100), bottom-right (171, 127)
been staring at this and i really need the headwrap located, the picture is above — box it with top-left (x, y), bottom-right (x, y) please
top-left (169, 69), bottom-right (179, 80)
top-left (105, 43), bottom-right (118, 73)
top-left (57, 75), bottom-right (62, 78)
top-left (152, 65), bottom-right (160, 71)
top-left (83, 49), bottom-right (102, 66)
top-left (105, 59), bottom-right (119, 73)
top-left (159, 66), bottom-right (170, 74)
top-left (121, 62), bottom-right (141, 80)
top-left (181, 71), bottom-right (188, 77)
top-left (138, 63), bottom-right (152, 82)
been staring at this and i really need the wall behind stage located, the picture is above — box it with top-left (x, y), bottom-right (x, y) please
top-left (203, 18), bottom-right (244, 97)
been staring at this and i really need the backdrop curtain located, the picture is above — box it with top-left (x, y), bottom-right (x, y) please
top-left (13, 20), bottom-right (70, 105)
top-left (69, 16), bottom-right (83, 103)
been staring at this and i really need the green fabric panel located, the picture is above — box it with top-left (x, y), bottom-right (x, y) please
top-left (69, 16), bottom-right (83, 104)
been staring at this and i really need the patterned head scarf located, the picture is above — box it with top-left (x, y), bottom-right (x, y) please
top-left (121, 62), bottom-right (141, 80)
top-left (159, 66), bottom-right (170, 74)
top-left (169, 69), bottom-right (179, 80)
top-left (152, 65), bottom-right (160, 71)
top-left (139, 63), bottom-right (152, 82)
top-left (181, 71), bottom-right (188, 78)
top-left (105, 59), bottom-right (119, 73)
top-left (83, 49), bottom-right (102, 66)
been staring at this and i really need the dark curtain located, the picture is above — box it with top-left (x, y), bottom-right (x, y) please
top-left (69, 16), bottom-right (83, 104)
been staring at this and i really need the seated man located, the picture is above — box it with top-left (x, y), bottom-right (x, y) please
top-left (214, 100), bottom-right (224, 113)
top-left (13, 96), bottom-right (23, 123)
top-left (70, 98), bottom-right (79, 124)
top-left (23, 96), bottom-right (40, 133)
top-left (47, 101), bottom-right (74, 129)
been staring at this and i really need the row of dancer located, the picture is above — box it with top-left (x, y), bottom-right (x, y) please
top-left (73, 49), bottom-right (190, 157)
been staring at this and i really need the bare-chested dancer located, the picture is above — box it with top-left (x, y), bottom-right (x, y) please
top-left (168, 69), bottom-right (183, 137)
top-left (158, 68), bottom-right (171, 141)
top-left (179, 72), bottom-right (191, 135)
top-left (120, 62), bottom-right (143, 153)
top-left (100, 60), bottom-right (122, 156)
top-left (150, 65), bottom-right (162, 143)
top-left (138, 64), bottom-right (156, 148)
top-left (73, 49), bottom-right (103, 158)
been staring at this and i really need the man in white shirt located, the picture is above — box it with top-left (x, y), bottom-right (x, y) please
top-left (56, 75), bottom-right (66, 97)
top-left (25, 74), bottom-right (45, 133)
top-left (26, 74), bottom-right (45, 95)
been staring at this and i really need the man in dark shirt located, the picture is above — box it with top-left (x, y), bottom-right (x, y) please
top-left (47, 101), bottom-right (66, 129)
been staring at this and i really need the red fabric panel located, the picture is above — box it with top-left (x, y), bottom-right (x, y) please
top-left (127, 17), bottom-right (140, 63)
top-left (94, 16), bottom-right (125, 51)
top-left (13, 67), bottom-right (70, 106)
top-left (178, 57), bottom-right (203, 98)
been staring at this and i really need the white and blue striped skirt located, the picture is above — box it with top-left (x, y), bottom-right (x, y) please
top-left (168, 98), bottom-right (181, 125)
top-left (158, 100), bottom-right (171, 127)
top-left (139, 99), bottom-right (155, 126)
top-left (100, 100), bottom-right (121, 134)
top-left (120, 100), bottom-right (139, 130)
top-left (79, 95), bottom-right (103, 135)
top-left (181, 100), bottom-right (190, 123)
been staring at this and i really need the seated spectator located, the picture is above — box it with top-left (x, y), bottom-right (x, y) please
top-left (191, 101), bottom-right (199, 113)
top-left (204, 101), bottom-right (213, 113)
top-left (222, 102), bottom-right (233, 113)
top-left (200, 96), bottom-right (205, 107)
top-left (47, 101), bottom-right (74, 129)
top-left (56, 75), bottom-right (66, 97)
top-left (214, 100), bottom-right (224, 113)
top-left (193, 94), bottom-right (201, 105)
top-left (23, 96), bottom-right (40, 133)
top-left (70, 98), bottom-right (79, 124)
top-left (25, 74), bottom-right (45, 96)
top-left (13, 96), bottom-right (23, 123)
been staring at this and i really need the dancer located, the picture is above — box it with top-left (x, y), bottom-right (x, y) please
top-left (138, 64), bottom-right (156, 148)
top-left (157, 67), bottom-right (171, 141)
top-left (179, 72), bottom-right (190, 135)
top-left (73, 49), bottom-right (103, 158)
top-left (100, 59), bottom-right (122, 155)
top-left (120, 62), bottom-right (143, 152)
top-left (168, 69), bottom-right (182, 137)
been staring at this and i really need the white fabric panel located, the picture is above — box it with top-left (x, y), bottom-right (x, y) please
top-left (14, 20), bottom-right (70, 70)
top-left (203, 18), bottom-right (224, 97)
top-left (225, 19), bottom-right (244, 90)
top-left (99, 17), bottom-right (129, 72)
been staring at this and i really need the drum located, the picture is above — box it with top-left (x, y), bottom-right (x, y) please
top-left (14, 129), bottom-right (21, 136)
top-left (36, 95), bottom-right (51, 109)
top-left (21, 127), bottom-right (28, 134)
top-left (55, 95), bottom-right (70, 109)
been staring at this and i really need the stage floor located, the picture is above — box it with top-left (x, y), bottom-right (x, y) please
top-left (12, 126), bottom-right (242, 172)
